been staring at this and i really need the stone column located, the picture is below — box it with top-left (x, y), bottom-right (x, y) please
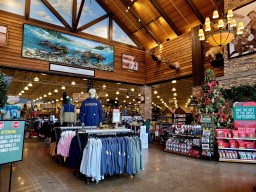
top-left (139, 85), bottom-right (152, 120)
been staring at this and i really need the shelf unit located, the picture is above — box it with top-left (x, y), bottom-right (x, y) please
top-left (219, 159), bottom-right (256, 164)
top-left (217, 137), bottom-right (256, 163)
top-left (216, 137), bottom-right (256, 141)
top-left (164, 149), bottom-right (200, 159)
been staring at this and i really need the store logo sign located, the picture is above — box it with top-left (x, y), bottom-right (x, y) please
top-left (13, 121), bottom-right (19, 129)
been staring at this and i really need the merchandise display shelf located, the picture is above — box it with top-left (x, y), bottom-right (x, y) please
top-left (218, 148), bottom-right (256, 152)
top-left (216, 137), bottom-right (256, 141)
top-left (172, 133), bottom-right (201, 138)
top-left (164, 149), bottom-right (200, 159)
top-left (219, 159), bottom-right (256, 164)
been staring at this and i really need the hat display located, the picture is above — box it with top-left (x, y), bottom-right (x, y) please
top-left (89, 88), bottom-right (96, 95)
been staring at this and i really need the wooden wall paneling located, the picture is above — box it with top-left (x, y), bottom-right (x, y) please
top-left (146, 32), bottom-right (192, 84)
top-left (0, 11), bottom-right (146, 85)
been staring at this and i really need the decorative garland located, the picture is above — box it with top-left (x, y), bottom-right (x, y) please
top-left (0, 73), bottom-right (8, 108)
top-left (221, 85), bottom-right (256, 103)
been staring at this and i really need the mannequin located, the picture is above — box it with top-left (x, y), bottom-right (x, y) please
top-left (60, 98), bottom-right (77, 126)
top-left (80, 88), bottom-right (103, 127)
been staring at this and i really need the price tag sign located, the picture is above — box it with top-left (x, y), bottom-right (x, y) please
top-left (0, 120), bottom-right (25, 164)
top-left (112, 109), bottom-right (121, 123)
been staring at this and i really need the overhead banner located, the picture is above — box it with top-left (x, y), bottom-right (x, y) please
top-left (0, 120), bottom-right (25, 164)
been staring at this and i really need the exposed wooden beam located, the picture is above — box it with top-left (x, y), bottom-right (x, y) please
top-left (150, 0), bottom-right (182, 36)
top-left (41, 0), bottom-right (72, 30)
top-left (131, 16), bottom-right (161, 33)
top-left (95, 0), bottom-right (144, 49)
top-left (72, 0), bottom-right (77, 31)
top-left (76, 14), bottom-right (109, 32)
top-left (185, 0), bottom-right (204, 24)
top-left (120, 0), bottom-right (161, 44)
top-left (25, 0), bottom-right (31, 20)
top-left (74, 0), bottom-right (85, 31)
top-left (109, 13), bottom-right (113, 40)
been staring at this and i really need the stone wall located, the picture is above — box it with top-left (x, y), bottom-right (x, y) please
top-left (139, 86), bottom-right (152, 120)
top-left (217, 0), bottom-right (256, 89)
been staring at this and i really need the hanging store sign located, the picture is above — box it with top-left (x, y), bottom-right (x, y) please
top-left (50, 63), bottom-right (95, 76)
top-left (0, 120), bottom-right (25, 164)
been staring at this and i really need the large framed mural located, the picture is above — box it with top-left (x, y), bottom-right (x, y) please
top-left (228, 1), bottom-right (256, 59)
top-left (22, 24), bottom-right (114, 71)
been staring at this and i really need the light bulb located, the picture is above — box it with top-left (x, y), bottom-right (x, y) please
top-left (227, 9), bottom-right (233, 18)
top-left (34, 77), bottom-right (39, 82)
top-left (205, 17), bottom-right (210, 24)
top-left (237, 22), bottom-right (244, 30)
top-left (230, 18), bottom-right (237, 27)
top-left (205, 24), bottom-right (211, 32)
top-left (198, 29), bottom-right (204, 36)
top-left (218, 19), bottom-right (224, 28)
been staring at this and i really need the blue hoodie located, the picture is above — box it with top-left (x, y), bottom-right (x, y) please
top-left (80, 98), bottom-right (103, 126)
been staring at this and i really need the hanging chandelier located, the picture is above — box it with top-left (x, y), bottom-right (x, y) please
top-left (198, 9), bottom-right (244, 47)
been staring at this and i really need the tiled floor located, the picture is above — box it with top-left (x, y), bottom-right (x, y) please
top-left (0, 139), bottom-right (255, 192)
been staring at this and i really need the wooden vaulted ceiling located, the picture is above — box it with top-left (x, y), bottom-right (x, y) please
top-left (22, 0), bottom-right (217, 50)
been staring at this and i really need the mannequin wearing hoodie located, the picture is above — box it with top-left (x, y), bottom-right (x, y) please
top-left (60, 98), bottom-right (77, 125)
top-left (80, 89), bottom-right (103, 127)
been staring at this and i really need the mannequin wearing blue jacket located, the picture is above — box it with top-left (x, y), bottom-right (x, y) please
top-left (80, 89), bottom-right (103, 127)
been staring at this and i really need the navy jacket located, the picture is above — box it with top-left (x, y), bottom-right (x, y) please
top-left (80, 98), bottom-right (103, 126)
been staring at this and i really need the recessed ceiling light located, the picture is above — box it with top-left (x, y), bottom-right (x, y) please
top-left (34, 77), bottom-right (39, 82)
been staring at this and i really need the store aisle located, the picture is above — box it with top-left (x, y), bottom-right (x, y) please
top-left (0, 139), bottom-right (255, 192)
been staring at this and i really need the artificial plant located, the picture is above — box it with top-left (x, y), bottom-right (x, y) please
top-left (197, 69), bottom-right (233, 129)
top-left (0, 73), bottom-right (8, 108)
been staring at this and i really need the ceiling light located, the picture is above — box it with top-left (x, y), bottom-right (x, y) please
top-left (172, 80), bottom-right (176, 83)
top-left (157, 95), bottom-right (160, 98)
top-left (154, 90), bottom-right (157, 94)
top-left (21, 90), bottom-right (25, 94)
top-left (18, 93), bottom-right (22, 96)
top-left (24, 86), bottom-right (29, 90)
top-left (54, 89), bottom-right (58, 93)
top-left (115, 97), bottom-right (118, 100)
top-left (116, 91), bottom-right (119, 94)
top-left (131, 88), bottom-right (134, 92)
top-left (128, 6), bottom-right (130, 9)
top-left (105, 93), bottom-right (108, 97)
top-left (61, 86), bottom-right (65, 90)
top-left (107, 99), bottom-right (110, 101)
top-left (44, 94), bottom-right (47, 97)
top-left (83, 79), bottom-right (87, 81)
top-left (173, 97), bottom-right (176, 100)
top-left (138, 94), bottom-right (141, 96)
top-left (56, 99), bottom-right (59, 101)
top-left (36, 98), bottom-right (39, 101)
top-left (172, 88), bottom-right (176, 91)
top-left (61, 98), bottom-right (63, 100)
top-left (123, 100), bottom-right (126, 102)
top-left (138, 19), bottom-right (141, 22)
top-left (160, 98), bottom-right (163, 101)
top-left (41, 73), bottom-right (47, 76)
top-left (173, 93), bottom-right (177, 96)
top-left (126, 95), bottom-right (129, 98)
top-left (71, 81), bottom-right (76, 85)
top-left (132, 99), bottom-right (135, 101)
top-left (28, 82), bottom-right (33, 87)
top-left (103, 105), bottom-right (105, 107)
top-left (48, 92), bottom-right (52, 95)
top-left (39, 96), bottom-right (42, 100)
top-left (33, 100), bottom-right (36, 102)
top-left (117, 83), bottom-right (121, 84)
top-left (103, 85), bottom-right (106, 88)
top-left (81, 91), bottom-right (84, 94)
top-left (129, 102), bottom-right (131, 104)
top-left (115, 101), bottom-right (117, 103)
top-left (52, 101), bottom-right (54, 103)
top-left (34, 77), bottom-right (39, 82)
top-left (199, 8), bottom-right (244, 46)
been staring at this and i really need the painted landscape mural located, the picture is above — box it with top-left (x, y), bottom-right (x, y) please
top-left (22, 24), bottom-right (114, 71)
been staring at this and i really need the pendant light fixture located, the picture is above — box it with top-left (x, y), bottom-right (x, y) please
top-left (61, 85), bottom-right (65, 90)
top-left (24, 86), bottom-right (29, 90)
top-left (28, 82), bottom-right (33, 87)
top-left (34, 77), bottom-right (39, 82)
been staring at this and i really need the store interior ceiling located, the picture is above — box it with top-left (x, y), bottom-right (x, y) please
top-left (2, 68), bottom-right (193, 110)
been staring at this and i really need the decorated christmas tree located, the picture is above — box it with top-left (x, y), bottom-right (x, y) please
top-left (0, 73), bottom-right (8, 108)
top-left (197, 69), bottom-right (232, 129)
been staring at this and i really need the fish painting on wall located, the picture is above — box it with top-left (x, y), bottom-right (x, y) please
top-left (22, 24), bottom-right (114, 71)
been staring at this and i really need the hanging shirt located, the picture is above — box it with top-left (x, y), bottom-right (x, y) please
top-left (80, 98), bottom-right (104, 126)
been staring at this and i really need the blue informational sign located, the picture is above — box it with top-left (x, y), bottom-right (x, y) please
top-left (0, 120), bottom-right (25, 164)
